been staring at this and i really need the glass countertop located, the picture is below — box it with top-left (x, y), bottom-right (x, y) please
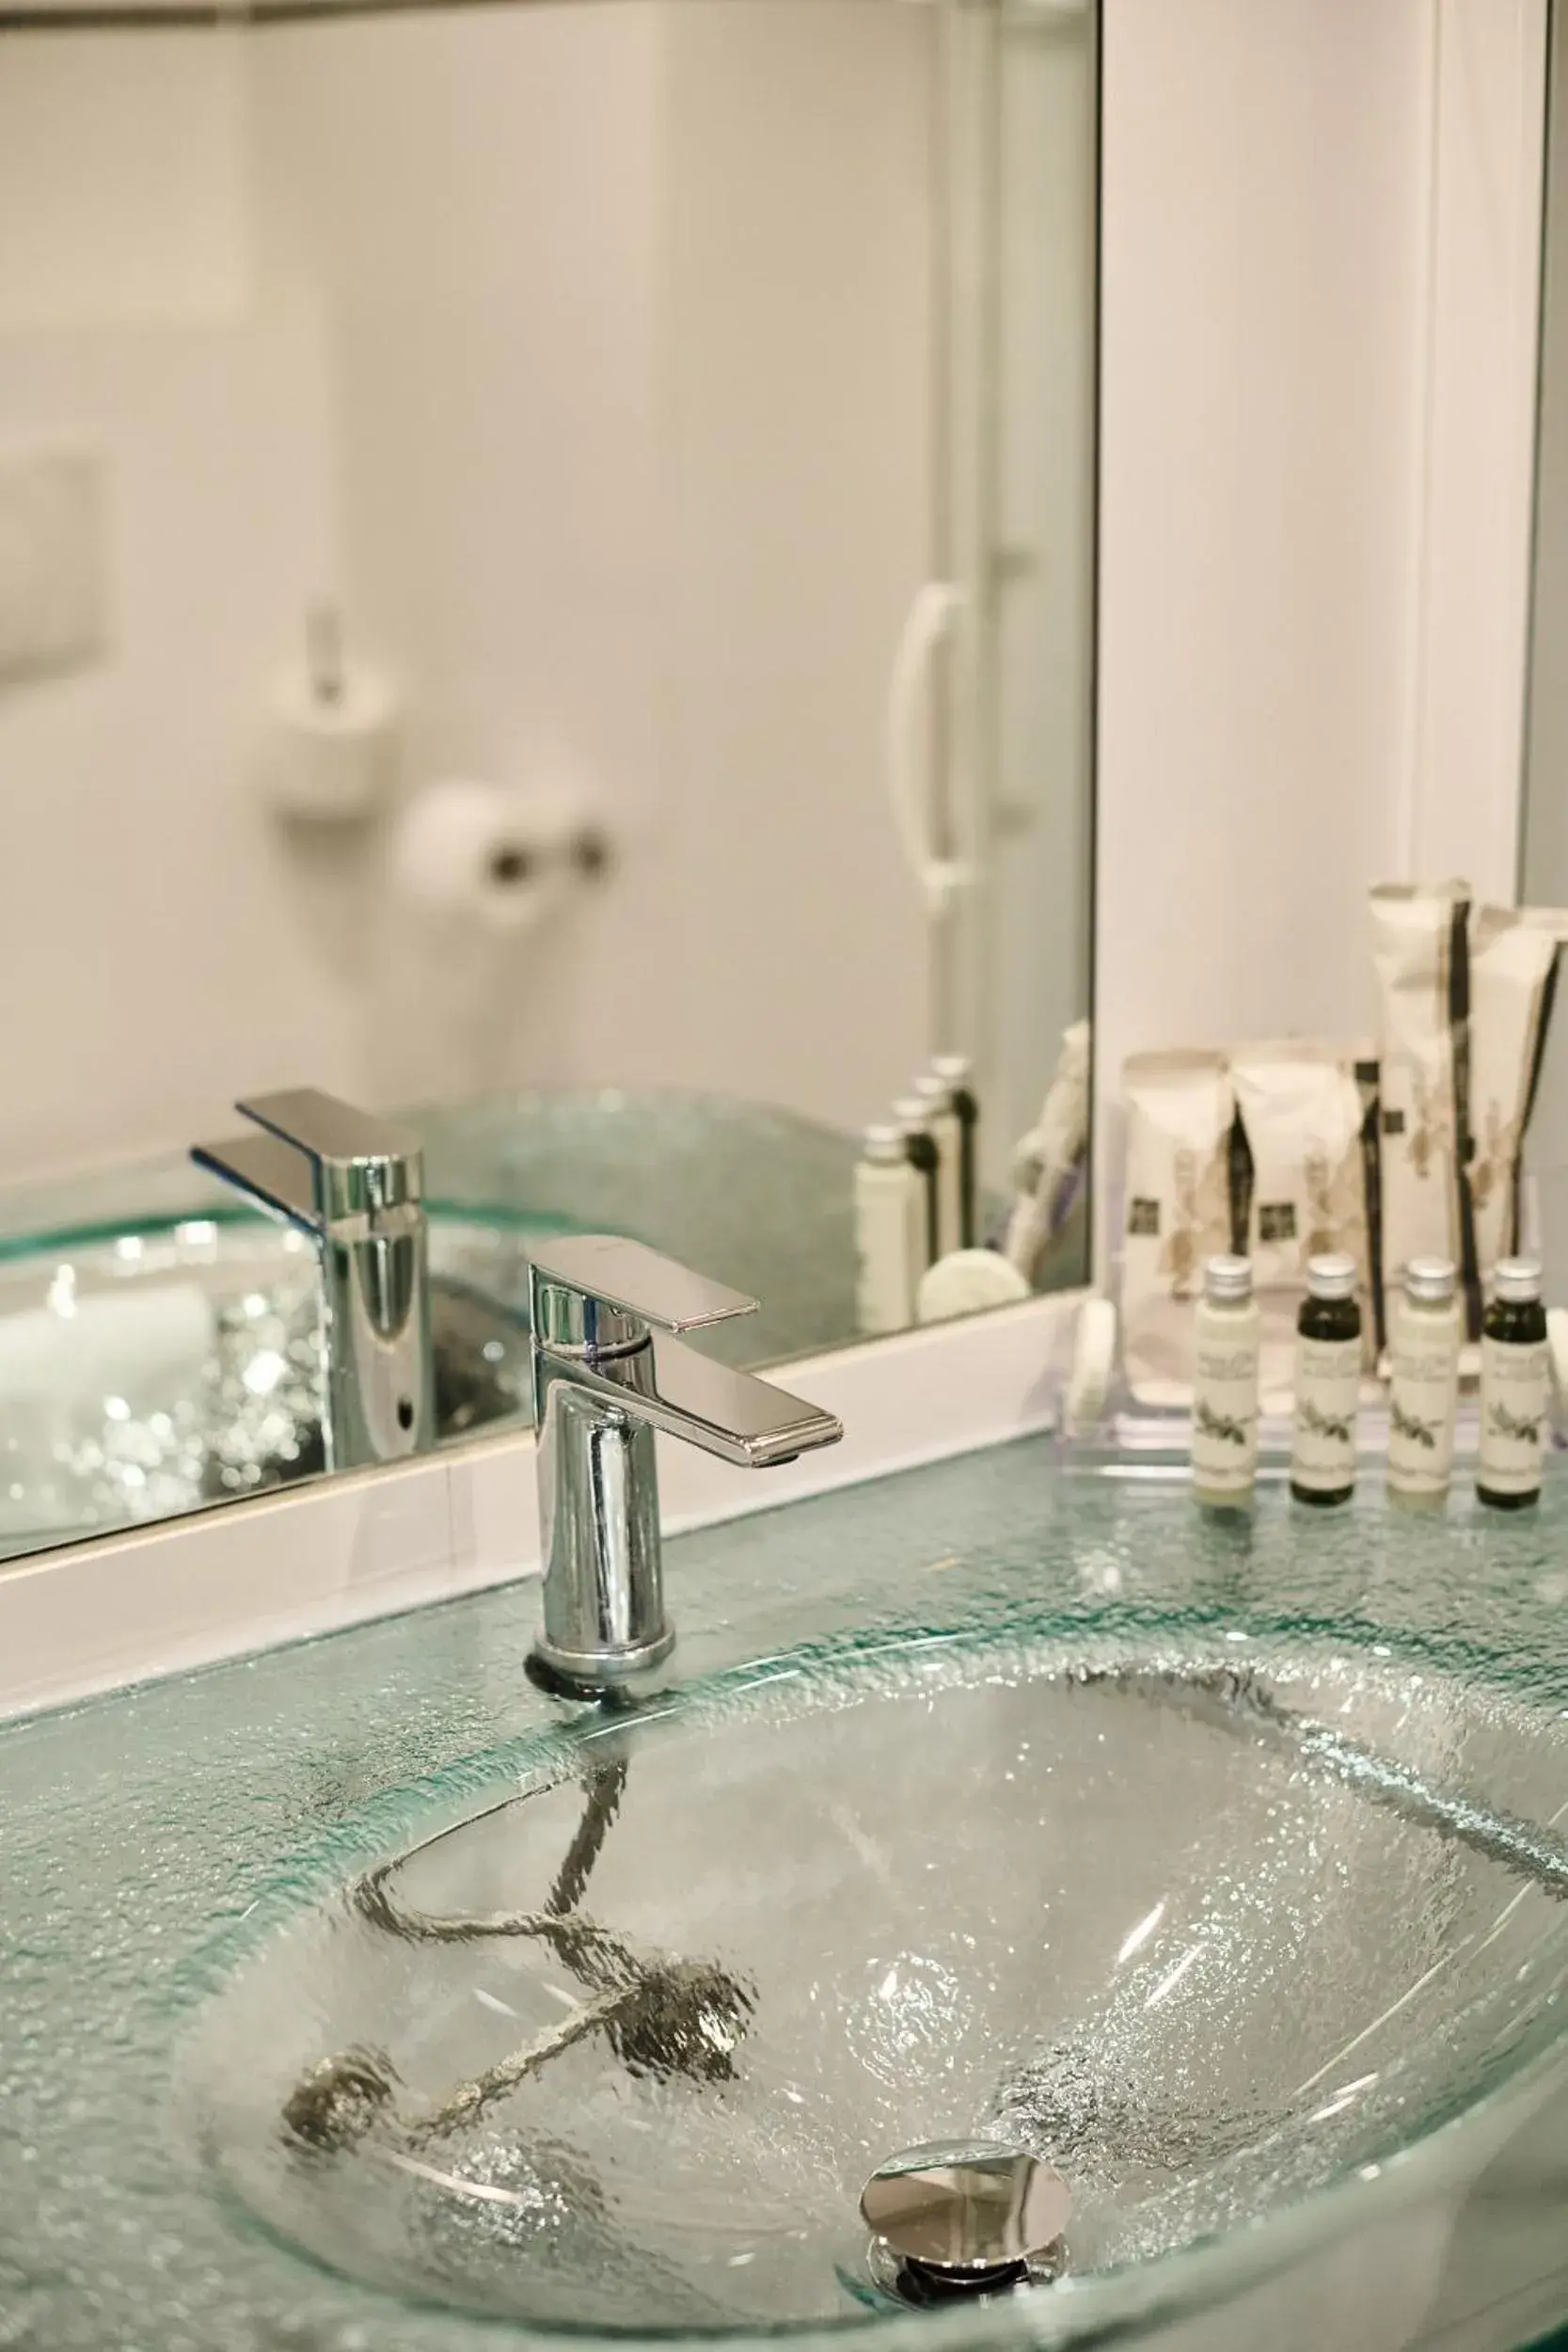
top-left (5, 1440), bottom-right (1568, 2348)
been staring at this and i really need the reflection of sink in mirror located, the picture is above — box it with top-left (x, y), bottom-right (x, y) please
top-left (0, 1206), bottom-right (544, 1559)
top-left (8, 1442), bottom-right (1568, 2349)
top-left (0, 1090), bottom-right (906, 1557)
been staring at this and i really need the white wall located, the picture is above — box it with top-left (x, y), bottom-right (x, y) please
top-left (1413, 0), bottom-right (1545, 893)
top-left (247, 3), bottom-right (667, 1101)
top-left (1098, 0), bottom-right (1430, 1068)
top-left (250, 0), bottom-right (933, 1127)
top-left (0, 33), bottom-right (356, 1178)
top-left (648, 0), bottom-right (933, 1124)
top-left (1517, 4), bottom-right (1568, 1277)
top-left (1094, 0), bottom-right (1546, 1266)
top-left (0, 33), bottom-right (249, 330)
top-left (1526, 8), bottom-right (1568, 866)
top-left (981, 4), bottom-right (1098, 1176)
top-left (0, 2), bottom-right (936, 1181)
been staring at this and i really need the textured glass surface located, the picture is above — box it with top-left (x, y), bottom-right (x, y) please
top-left (414, 1089), bottom-right (867, 1367)
top-left (411, 1089), bottom-right (1072, 1358)
top-left (9, 1445), bottom-right (1568, 2345)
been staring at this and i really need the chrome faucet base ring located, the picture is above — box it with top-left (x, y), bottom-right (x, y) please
top-left (529, 1620), bottom-right (677, 1697)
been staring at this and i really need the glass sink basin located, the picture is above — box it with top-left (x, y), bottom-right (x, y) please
top-left (8, 1442), bottom-right (1568, 2349)
top-left (183, 1629), bottom-right (1568, 2336)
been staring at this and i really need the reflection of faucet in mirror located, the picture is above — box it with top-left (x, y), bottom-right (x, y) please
top-left (193, 1089), bottom-right (435, 1470)
top-left (527, 1235), bottom-right (843, 1695)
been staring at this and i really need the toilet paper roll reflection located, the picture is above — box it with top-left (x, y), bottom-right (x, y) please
top-left (388, 779), bottom-right (592, 937)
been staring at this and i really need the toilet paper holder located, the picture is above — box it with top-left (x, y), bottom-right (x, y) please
top-left (485, 822), bottom-right (611, 891)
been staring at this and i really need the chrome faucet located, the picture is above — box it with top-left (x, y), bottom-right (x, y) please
top-left (528, 1234), bottom-right (843, 1693)
top-left (193, 1089), bottom-right (435, 1470)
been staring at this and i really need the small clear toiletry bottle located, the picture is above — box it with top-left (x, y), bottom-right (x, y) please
top-left (894, 1095), bottom-right (942, 1269)
top-left (930, 1054), bottom-right (980, 1248)
top-left (912, 1073), bottom-right (964, 1260)
top-left (1478, 1256), bottom-right (1549, 1511)
top-left (854, 1124), bottom-right (924, 1336)
top-left (1386, 1256), bottom-right (1462, 1508)
top-left (1192, 1254), bottom-right (1262, 1509)
top-left (1290, 1251), bottom-right (1362, 1508)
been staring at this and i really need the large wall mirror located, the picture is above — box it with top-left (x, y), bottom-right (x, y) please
top-left (0, 0), bottom-right (1099, 1557)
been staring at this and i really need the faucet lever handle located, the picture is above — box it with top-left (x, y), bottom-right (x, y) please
top-left (195, 1089), bottom-right (423, 1237)
top-left (239, 1089), bottom-right (421, 1177)
top-left (530, 1234), bottom-right (758, 1343)
top-left (190, 1129), bottom-right (318, 1232)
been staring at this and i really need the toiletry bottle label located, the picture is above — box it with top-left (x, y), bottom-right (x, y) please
top-left (1192, 1335), bottom-right (1260, 1494)
top-left (1291, 1335), bottom-right (1360, 1491)
top-left (1479, 1337), bottom-right (1549, 1495)
top-left (1387, 1330), bottom-right (1459, 1492)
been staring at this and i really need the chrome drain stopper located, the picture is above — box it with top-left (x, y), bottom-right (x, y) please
top-left (860, 2141), bottom-right (1070, 2303)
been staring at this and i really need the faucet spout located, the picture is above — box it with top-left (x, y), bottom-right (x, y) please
top-left (527, 1236), bottom-right (842, 1693)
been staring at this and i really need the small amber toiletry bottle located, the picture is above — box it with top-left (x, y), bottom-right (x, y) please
top-left (1386, 1257), bottom-right (1461, 1508)
top-left (894, 1096), bottom-right (942, 1270)
top-left (1192, 1254), bottom-right (1261, 1509)
top-left (1290, 1252), bottom-right (1361, 1507)
top-left (1478, 1256), bottom-right (1549, 1511)
top-left (930, 1054), bottom-right (980, 1247)
top-left (912, 1072), bottom-right (964, 1260)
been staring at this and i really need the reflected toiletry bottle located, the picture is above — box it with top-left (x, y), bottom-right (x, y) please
top-left (1354, 1056), bottom-right (1385, 1367)
top-left (1386, 1257), bottom-right (1462, 1508)
top-left (1478, 1256), bottom-right (1549, 1511)
top-left (854, 1124), bottom-right (924, 1336)
top-left (1192, 1255), bottom-right (1261, 1509)
top-left (1290, 1252), bottom-right (1362, 1507)
top-left (930, 1054), bottom-right (980, 1248)
top-left (913, 1073), bottom-right (963, 1259)
top-left (894, 1096), bottom-right (942, 1270)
